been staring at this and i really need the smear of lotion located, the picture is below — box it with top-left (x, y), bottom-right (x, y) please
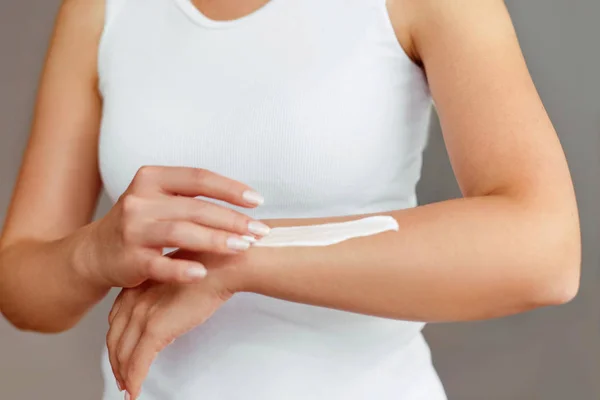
top-left (253, 216), bottom-right (399, 248)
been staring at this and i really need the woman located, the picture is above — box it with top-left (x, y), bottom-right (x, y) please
top-left (0, 0), bottom-right (581, 399)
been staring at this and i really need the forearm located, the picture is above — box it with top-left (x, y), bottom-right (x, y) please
top-left (236, 195), bottom-right (580, 322)
top-left (0, 225), bottom-right (109, 333)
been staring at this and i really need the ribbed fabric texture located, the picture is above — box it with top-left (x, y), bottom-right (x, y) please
top-left (98, 0), bottom-right (444, 399)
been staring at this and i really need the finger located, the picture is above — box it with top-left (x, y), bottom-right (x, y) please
top-left (138, 196), bottom-right (270, 237)
top-left (125, 332), bottom-right (166, 400)
top-left (140, 220), bottom-right (253, 254)
top-left (107, 311), bottom-right (128, 390)
top-left (107, 291), bottom-right (139, 390)
top-left (108, 289), bottom-right (126, 325)
top-left (143, 256), bottom-right (208, 284)
top-left (131, 166), bottom-right (264, 207)
top-left (109, 285), bottom-right (150, 326)
top-left (116, 302), bottom-right (150, 386)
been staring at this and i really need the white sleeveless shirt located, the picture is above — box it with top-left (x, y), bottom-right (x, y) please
top-left (98, 0), bottom-right (445, 398)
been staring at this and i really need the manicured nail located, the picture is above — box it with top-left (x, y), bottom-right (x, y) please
top-left (227, 237), bottom-right (251, 251)
top-left (248, 221), bottom-right (271, 236)
top-left (117, 381), bottom-right (122, 392)
top-left (185, 266), bottom-right (207, 279)
top-left (241, 235), bottom-right (257, 243)
top-left (124, 392), bottom-right (131, 400)
top-left (242, 190), bottom-right (264, 206)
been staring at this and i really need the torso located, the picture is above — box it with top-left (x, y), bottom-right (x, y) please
top-left (98, 0), bottom-right (444, 398)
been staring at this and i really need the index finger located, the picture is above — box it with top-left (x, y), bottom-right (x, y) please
top-left (132, 166), bottom-right (264, 207)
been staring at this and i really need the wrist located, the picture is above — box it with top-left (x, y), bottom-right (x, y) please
top-left (223, 246), bottom-right (275, 294)
top-left (68, 222), bottom-right (112, 293)
top-left (207, 248), bottom-right (256, 295)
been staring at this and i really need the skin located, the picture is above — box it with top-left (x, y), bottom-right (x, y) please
top-left (0, 0), bottom-right (270, 333)
top-left (0, 0), bottom-right (581, 399)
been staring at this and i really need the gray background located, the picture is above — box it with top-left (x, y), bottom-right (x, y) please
top-left (0, 0), bottom-right (598, 399)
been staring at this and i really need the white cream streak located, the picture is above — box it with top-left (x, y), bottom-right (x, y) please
top-left (162, 216), bottom-right (399, 255)
top-left (252, 216), bottom-right (399, 248)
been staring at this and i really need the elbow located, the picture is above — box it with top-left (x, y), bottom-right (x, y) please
top-left (4, 315), bottom-right (40, 333)
top-left (1, 308), bottom-right (77, 334)
top-left (6, 318), bottom-right (76, 335)
top-left (533, 258), bottom-right (580, 307)
top-left (528, 267), bottom-right (580, 308)
top-left (526, 219), bottom-right (581, 308)
top-left (0, 249), bottom-right (80, 335)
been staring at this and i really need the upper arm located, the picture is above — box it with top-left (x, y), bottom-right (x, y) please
top-left (389, 0), bottom-right (576, 207)
top-left (1, 0), bottom-right (106, 247)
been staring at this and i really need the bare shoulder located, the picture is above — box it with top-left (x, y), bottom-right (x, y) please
top-left (49, 0), bottom-right (107, 80)
top-left (60, 0), bottom-right (105, 17)
top-left (387, 0), bottom-right (512, 65)
top-left (55, 0), bottom-right (106, 45)
top-left (58, 0), bottom-right (106, 25)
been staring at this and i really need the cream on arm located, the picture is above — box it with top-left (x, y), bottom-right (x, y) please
top-left (252, 216), bottom-right (399, 247)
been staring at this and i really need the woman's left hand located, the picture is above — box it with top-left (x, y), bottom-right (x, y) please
top-left (106, 252), bottom-right (241, 399)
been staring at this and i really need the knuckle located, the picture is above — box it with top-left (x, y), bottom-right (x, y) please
top-left (192, 168), bottom-right (210, 185)
top-left (131, 302), bottom-right (150, 321)
top-left (145, 256), bottom-right (162, 279)
top-left (211, 230), bottom-right (228, 251)
top-left (232, 214), bottom-right (250, 233)
top-left (121, 194), bottom-right (140, 215)
top-left (116, 349), bottom-right (126, 365)
top-left (144, 319), bottom-right (173, 348)
top-left (162, 221), bottom-right (183, 245)
top-left (109, 301), bottom-right (124, 325)
top-left (143, 321), bottom-right (166, 345)
top-left (108, 307), bottom-right (117, 323)
top-left (107, 339), bottom-right (118, 357)
top-left (135, 166), bottom-right (158, 183)
top-left (107, 321), bottom-right (119, 339)
top-left (120, 196), bottom-right (142, 242)
top-left (189, 200), bottom-right (209, 219)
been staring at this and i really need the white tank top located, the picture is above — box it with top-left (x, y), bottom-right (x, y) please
top-left (98, 0), bottom-right (445, 398)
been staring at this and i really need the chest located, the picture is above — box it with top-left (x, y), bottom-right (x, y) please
top-left (98, 1), bottom-right (431, 217)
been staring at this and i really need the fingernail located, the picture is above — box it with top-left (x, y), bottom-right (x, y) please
top-left (185, 266), bottom-right (207, 279)
top-left (242, 190), bottom-right (264, 206)
top-left (227, 237), bottom-right (251, 251)
top-left (117, 381), bottom-right (122, 392)
top-left (248, 221), bottom-right (271, 236)
top-left (241, 235), bottom-right (257, 243)
top-left (124, 392), bottom-right (131, 400)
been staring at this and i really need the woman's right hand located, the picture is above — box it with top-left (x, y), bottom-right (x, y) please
top-left (76, 166), bottom-right (270, 289)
